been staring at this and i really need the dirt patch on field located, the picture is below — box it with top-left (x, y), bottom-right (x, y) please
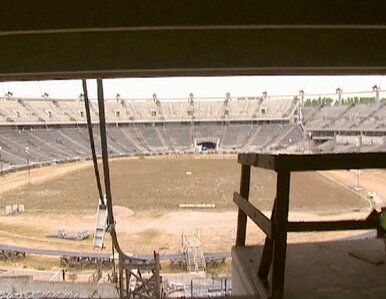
top-left (0, 161), bottom-right (92, 194)
top-left (0, 209), bottom-right (370, 255)
top-left (0, 156), bottom-right (372, 255)
top-left (322, 169), bottom-right (386, 206)
top-left (113, 205), bottom-right (135, 218)
top-left (0, 156), bottom-right (367, 213)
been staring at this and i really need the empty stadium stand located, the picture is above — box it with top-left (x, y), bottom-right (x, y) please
top-left (0, 95), bottom-right (385, 172)
top-left (301, 101), bottom-right (386, 153)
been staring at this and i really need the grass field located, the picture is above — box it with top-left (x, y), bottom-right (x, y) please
top-left (0, 155), bottom-right (371, 257)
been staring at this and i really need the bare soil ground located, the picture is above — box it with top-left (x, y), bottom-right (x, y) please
top-left (0, 156), bottom-right (377, 259)
top-left (0, 156), bottom-right (367, 212)
top-left (322, 169), bottom-right (386, 205)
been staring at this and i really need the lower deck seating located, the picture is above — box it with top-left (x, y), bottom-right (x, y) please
top-left (0, 122), bottom-right (383, 172)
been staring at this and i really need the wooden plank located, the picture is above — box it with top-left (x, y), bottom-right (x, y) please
top-left (233, 192), bottom-right (272, 238)
top-left (125, 269), bottom-right (129, 297)
top-left (250, 269), bottom-right (270, 299)
top-left (275, 152), bottom-right (386, 172)
top-left (119, 258), bottom-right (124, 299)
top-left (287, 219), bottom-right (378, 232)
top-left (235, 164), bottom-right (251, 246)
top-left (240, 152), bottom-right (386, 172)
top-left (238, 153), bottom-right (276, 170)
top-left (258, 202), bottom-right (276, 281)
top-left (154, 252), bottom-right (161, 299)
top-left (122, 262), bottom-right (156, 270)
top-left (271, 171), bottom-right (291, 299)
top-left (238, 153), bottom-right (257, 167)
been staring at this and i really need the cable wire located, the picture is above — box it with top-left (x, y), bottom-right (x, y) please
top-left (96, 79), bottom-right (144, 261)
top-left (82, 79), bottom-right (105, 206)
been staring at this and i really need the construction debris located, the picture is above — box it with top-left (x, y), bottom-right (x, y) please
top-left (178, 203), bottom-right (215, 209)
top-left (5, 204), bottom-right (24, 215)
top-left (0, 249), bottom-right (25, 261)
top-left (60, 255), bottom-right (113, 269)
top-left (46, 230), bottom-right (90, 241)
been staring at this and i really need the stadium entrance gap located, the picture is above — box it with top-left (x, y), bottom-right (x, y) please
top-left (196, 141), bottom-right (217, 152)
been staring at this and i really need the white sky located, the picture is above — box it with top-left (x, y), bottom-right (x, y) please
top-left (0, 76), bottom-right (384, 99)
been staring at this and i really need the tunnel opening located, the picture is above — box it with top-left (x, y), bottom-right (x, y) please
top-left (197, 141), bottom-right (217, 152)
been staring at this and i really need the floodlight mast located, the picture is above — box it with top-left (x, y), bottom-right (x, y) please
top-left (262, 91), bottom-right (268, 101)
top-left (25, 147), bottom-right (30, 185)
top-left (336, 87), bottom-right (343, 104)
top-left (373, 84), bottom-right (380, 103)
top-left (299, 90), bottom-right (305, 107)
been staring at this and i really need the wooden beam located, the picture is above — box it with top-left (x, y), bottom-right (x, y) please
top-left (2, 0), bottom-right (386, 34)
top-left (250, 268), bottom-right (270, 299)
top-left (1, 29), bottom-right (386, 80)
top-left (235, 164), bottom-right (251, 246)
top-left (287, 219), bottom-right (378, 232)
top-left (154, 252), bottom-right (161, 299)
top-left (238, 153), bottom-right (276, 170)
top-left (258, 202), bottom-right (276, 281)
top-left (122, 262), bottom-right (156, 270)
top-left (271, 171), bottom-right (291, 299)
top-left (125, 269), bottom-right (129, 297)
top-left (233, 192), bottom-right (272, 238)
top-left (239, 152), bottom-right (386, 172)
top-left (119, 257), bottom-right (124, 299)
top-left (276, 152), bottom-right (386, 172)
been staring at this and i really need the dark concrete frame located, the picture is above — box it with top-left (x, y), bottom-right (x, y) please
top-left (1, 1), bottom-right (386, 80)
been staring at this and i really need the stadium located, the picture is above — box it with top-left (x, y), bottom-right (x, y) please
top-left (1, 2), bottom-right (386, 298)
top-left (0, 88), bottom-right (385, 297)
top-left (0, 89), bottom-right (385, 172)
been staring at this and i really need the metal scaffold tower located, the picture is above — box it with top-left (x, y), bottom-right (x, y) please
top-left (181, 230), bottom-right (206, 273)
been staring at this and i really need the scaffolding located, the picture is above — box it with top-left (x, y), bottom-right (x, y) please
top-left (118, 252), bottom-right (164, 299)
top-left (181, 230), bottom-right (206, 273)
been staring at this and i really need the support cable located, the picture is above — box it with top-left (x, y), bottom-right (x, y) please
top-left (95, 78), bottom-right (145, 261)
top-left (82, 79), bottom-right (105, 206)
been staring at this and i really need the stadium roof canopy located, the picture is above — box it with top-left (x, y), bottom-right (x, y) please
top-left (0, 0), bottom-right (386, 81)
